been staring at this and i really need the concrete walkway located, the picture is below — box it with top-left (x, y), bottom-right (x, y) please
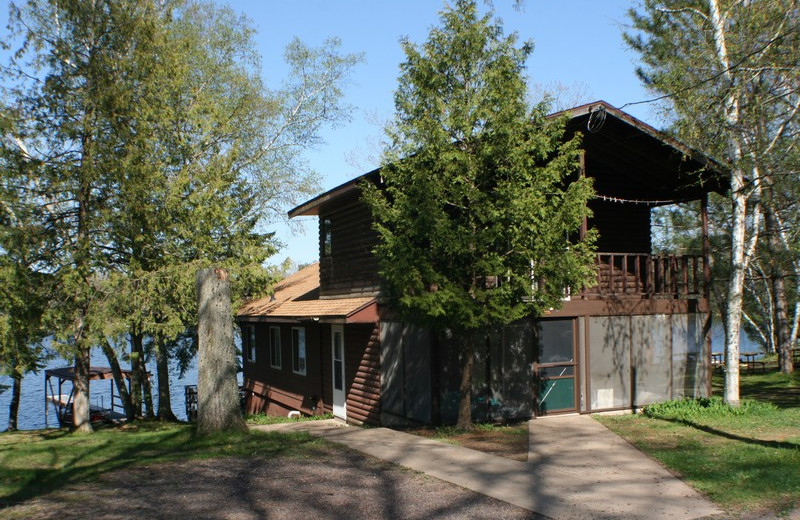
top-left (252, 416), bottom-right (722, 520)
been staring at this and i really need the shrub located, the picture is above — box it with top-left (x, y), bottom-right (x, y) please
top-left (642, 397), bottom-right (777, 420)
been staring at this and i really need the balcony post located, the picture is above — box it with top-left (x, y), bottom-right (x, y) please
top-left (701, 194), bottom-right (711, 299)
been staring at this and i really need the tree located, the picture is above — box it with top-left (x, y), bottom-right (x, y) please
top-left (626, 0), bottom-right (800, 402)
top-left (364, 0), bottom-right (595, 429)
top-left (196, 268), bottom-right (244, 434)
top-left (1, 0), bottom-right (361, 429)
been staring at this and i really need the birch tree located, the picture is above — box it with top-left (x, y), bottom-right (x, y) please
top-left (626, 0), bottom-right (800, 402)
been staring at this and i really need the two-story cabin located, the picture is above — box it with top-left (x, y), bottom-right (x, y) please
top-left (237, 101), bottom-right (727, 426)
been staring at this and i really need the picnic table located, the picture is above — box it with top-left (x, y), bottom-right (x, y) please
top-left (740, 352), bottom-right (765, 374)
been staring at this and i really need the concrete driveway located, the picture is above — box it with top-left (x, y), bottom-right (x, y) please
top-left (253, 416), bottom-right (722, 520)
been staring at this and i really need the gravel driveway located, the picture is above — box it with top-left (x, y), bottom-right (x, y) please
top-left (2, 445), bottom-right (547, 520)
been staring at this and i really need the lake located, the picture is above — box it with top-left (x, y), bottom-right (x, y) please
top-left (0, 346), bottom-right (241, 431)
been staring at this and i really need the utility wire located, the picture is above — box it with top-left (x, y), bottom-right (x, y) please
top-left (620, 26), bottom-right (798, 110)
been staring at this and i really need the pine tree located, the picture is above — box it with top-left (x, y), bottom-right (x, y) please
top-left (364, 0), bottom-right (595, 428)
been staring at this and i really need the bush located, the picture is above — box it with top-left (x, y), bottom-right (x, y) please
top-left (642, 397), bottom-right (777, 420)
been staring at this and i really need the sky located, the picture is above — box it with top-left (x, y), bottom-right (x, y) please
top-left (0, 0), bottom-right (661, 267)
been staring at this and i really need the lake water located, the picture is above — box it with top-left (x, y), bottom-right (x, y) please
top-left (0, 346), bottom-right (241, 432)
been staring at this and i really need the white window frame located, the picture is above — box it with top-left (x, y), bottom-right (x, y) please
top-left (269, 326), bottom-right (282, 369)
top-left (246, 325), bottom-right (256, 363)
top-left (292, 327), bottom-right (307, 376)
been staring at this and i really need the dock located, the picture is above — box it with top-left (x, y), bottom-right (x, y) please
top-left (44, 366), bottom-right (132, 427)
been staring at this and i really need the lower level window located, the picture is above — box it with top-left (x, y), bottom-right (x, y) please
top-left (292, 327), bottom-right (306, 375)
top-left (269, 326), bottom-right (282, 369)
top-left (246, 325), bottom-right (256, 363)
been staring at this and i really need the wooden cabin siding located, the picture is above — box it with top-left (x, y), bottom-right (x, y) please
top-left (242, 323), bottom-right (325, 417)
top-left (344, 323), bottom-right (381, 425)
top-left (589, 200), bottom-right (650, 254)
top-left (319, 192), bottom-right (381, 299)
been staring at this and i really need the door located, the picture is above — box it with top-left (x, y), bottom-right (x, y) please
top-left (331, 326), bottom-right (346, 420)
top-left (534, 319), bottom-right (577, 414)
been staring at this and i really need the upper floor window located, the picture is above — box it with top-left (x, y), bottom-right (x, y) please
top-left (322, 218), bottom-right (332, 256)
top-left (244, 325), bottom-right (256, 363)
top-left (292, 327), bottom-right (307, 375)
top-left (269, 326), bottom-right (282, 369)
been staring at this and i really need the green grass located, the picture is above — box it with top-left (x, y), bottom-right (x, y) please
top-left (0, 421), bottom-right (327, 508)
top-left (597, 370), bottom-right (800, 514)
top-left (245, 412), bottom-right (334, 425)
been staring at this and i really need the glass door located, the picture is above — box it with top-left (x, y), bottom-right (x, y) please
top-left (331, 326), bottom-right (346, 420)
top-left (534, 319), bottom-right (577, 414)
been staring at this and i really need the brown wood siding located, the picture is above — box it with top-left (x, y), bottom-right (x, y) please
top-left (588, 200), bottom-right (651, 254)
top-left (241, 323), bottom-right (325, 417)
top-left (319, 192), bottom-right (381, 298)
top-left (344, 323), bottom-right (381, 425)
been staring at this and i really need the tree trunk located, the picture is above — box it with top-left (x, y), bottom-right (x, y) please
top-left (456, 332), bottom-right (474, 430)
top-left (155, 336), bottom-right (177, 421)
top-left (709, 0), bottom-right (746, 406)
top-left (764, 206), bottom-right (793, 373)
top-left (196, 268), bottom-right (245, 434)
top-left (73, 345), bottom-right (93, 432)
top-left (8, 370), bottom-right (21, 431)
top-left (142, 360), bottom-right (155, 420)
top-left (100, 340), bottom-right (135, 421)
top-left (129, 332), bottom-right (144, 417)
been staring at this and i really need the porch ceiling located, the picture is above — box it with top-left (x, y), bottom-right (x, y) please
top-left (563, 102), bottom-right (728, 204)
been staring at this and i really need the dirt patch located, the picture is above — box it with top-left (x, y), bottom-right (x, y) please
top-left (1, 445), bottom-right (544, 520)
top-left (402, 422), bottom-right (529, 462)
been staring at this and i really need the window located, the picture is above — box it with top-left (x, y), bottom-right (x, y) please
top-left (322, 218), bottom-right (332, 256)
top-left (245, 325), bottom-right (256, 363)
top-left (292, 327), bottom-right (306, 375)
top-left (269, 326), bottom-right (282, 369)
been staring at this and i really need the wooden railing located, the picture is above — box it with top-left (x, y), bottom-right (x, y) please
top-left (582, 253), bottom-right (705, 299)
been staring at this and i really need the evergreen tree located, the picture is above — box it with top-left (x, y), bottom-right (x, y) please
top-left (364, 0), bottom-right (595, 428)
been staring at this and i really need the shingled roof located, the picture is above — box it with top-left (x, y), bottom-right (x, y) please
top-left (237, 263), bottom-right (377, 323)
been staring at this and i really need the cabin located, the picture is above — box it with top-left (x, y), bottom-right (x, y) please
top-left (237, 101), bottom-right (727, 426)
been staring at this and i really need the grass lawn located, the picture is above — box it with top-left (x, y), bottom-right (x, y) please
top-left (0, 422), bottom-right (326, 508)
top-left (597, 369), bottom-right (800, 515)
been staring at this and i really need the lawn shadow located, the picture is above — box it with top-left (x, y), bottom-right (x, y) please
top-left (0, 423), bottom-right (189, 508)
top-left (712, 368), bottom-right (800, 409)
top-left (653, 416), bottom-right (800, 451)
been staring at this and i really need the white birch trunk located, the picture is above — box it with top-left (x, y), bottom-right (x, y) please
top-left (709, 0), bottom-right (745, 405)
top-left (197, 268), bottom-right (246, 434)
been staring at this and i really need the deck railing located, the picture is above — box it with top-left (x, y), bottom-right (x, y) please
top-left (582, 253), bottom-right (705, 299)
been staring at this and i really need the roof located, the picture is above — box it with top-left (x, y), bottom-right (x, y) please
top-left (44, 366), bottom-right (132, 381)
top-left (237, 263), bottom-right (378, 323)
top-left (288, 101), bottom-right (727, 217)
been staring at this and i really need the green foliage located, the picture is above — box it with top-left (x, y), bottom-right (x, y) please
top-left (642, 396), bottom-right (777, 420)
top-left (364, 0), bottom-right (595, 332)
top-left (1, 0), bottom-right (361, 425)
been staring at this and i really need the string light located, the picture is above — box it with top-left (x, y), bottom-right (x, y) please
top-left (593, 193), bottom-right (695, 206)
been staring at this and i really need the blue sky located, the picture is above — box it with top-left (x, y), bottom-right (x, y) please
top-left (1, 1), bottom-right (660, 266)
